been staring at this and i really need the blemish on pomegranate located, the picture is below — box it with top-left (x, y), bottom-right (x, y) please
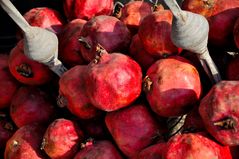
top-left (16, 63), bottom-right (33, 78)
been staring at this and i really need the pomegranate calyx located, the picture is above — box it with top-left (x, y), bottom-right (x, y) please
top-left (214, 117), bottom-right (236, 130)
top-left (57, 94), bottom-right (68, 108)
top-left (79, 37), bottom-right (92, 49)
top-left (143, 76), bottom-right (153, 92)
top-left (113, 1), bottom-right (124, 19)
top-left (80, 138), bottom-right (95, 149)
top-left (16, 63), bottom-right (33, 78)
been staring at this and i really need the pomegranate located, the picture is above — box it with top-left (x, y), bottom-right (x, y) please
top-left (226, 56), bottom-right (239, 80)
top-left (230, 146), bottom-right (239, 159)
top-left (23, 7), bottom-right (64, 35)
top-left (79, 15), bottom-right (131, 62)
top-left (59, 65), bottom-right (102, 119)
top-left (41, 118), bottom-right (84, 159)
top-left (4, 123), bottom-right (47, 159)
top-left (164, 133), bottom-right (232, 159)
top-left (234, 17), bottom-right (239, 49)
top-left (8, 40), bottom-right (53, 85)
top-left (182, 0), bottom-right (239, 48)
top-left (105, 104), bottom-right (159, 157)
top-left (132, 142), bottom-right (167, 159)
top-left (199, 81), bottom-right (239, 146)
top-left (63, 0), bottom-right (113, 21)
top-left (74, 140), bottom-right (123, 159)
top-left (129, 34), bottom-right (158, 73)
top-left (119, 1), bottom-right (153, 34)
top-left (0, 54), bottom-right (19, 109)
top-left (143, 56), bottom-right (202, 117)
top-left (10, 86), bottom-right (55, 128)
top-left (0, 112), bottom-right (15, 149)
top-left (59, 19), bottom-right (87, 67)
top-left (85, 46), bottom-right (142, 111)
top-left (138, 10), bottom-right (180, 57)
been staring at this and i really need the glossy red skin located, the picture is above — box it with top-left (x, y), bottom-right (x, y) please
top-left (79, 15), bottom-right (131, 62)
top-left (226, 56), bottom-right (239, 80)
top-left (8, 40), bottom-right (53, 85)
top-left (105, 104), bottom-right (159, 157)
top-left (145, 56), bottom-right (201, 117)
top-left (10, 86), bottom-right (55, 128)
top-left (129, 34), bottom-right (158, 73)
top-left (120, 1), bottom-right (153, 34)
top-left (85, 52), bottom-right (142, 111)
top-left (74, 140), bottom-right (123, 159)
top-left (59, 65), bottom-right (102, 119)
top-left (199, 81), bottom-right (239, 146)
top-left (138, 10), bottom-right (180, 57)
top-left (24, 7), bottom-right (64, 35)
top-left (234, 17), bottom-right (239, 49)
top-left (42, 118), bottom-right (84, 159)
top-left (0, 54), bottom-right (19, 109)
top-left (59, 19), bottom-right (87, 67)
top-left (164, 133), bottom-right (232, 159)
top-left (132, 142), bottom-right (167, 159)
top-left (4, 123), bottom-right (47, 159)
top-left (63, 0), bottom-right (113, 21)
top-left (182, 0), bottom-right (239, 48)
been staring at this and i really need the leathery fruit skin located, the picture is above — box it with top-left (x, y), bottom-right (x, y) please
top-left (105, 104), bottom-right (160, 157)
top-left (74, 140), bottom-right (123, 159)
top-left (4, 123), bottom-right (47, 159)
top-left (199, 81), bottom-right (239, 146)
top-left (41, 118), bottom-right (84, 159)
top-left (163, 133), bottom-right (232, 159)
top-left (0, 54), bottom-right (19, 109)
top-left (85, 48), bottom-right (142, 111)
top-left (59, 65), bottom-right (102, 119)
top-left (143, 56), bottom-right (201, 117)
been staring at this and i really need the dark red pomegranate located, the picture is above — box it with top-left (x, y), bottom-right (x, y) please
top-left (59, 65), bottom-right (102, 119)
top-left (164, 133), bottom-right (232, 159)
top-left (4, 123), bottom-right (47, 159)
top-left (143, 56), bottom-right (202, 117)
top-left (226, 55), bottom-right (239, 80)
top-left (182, 0), bottom-right (239, 48)
top-left (234, 17), bottom-right (239, 49)
top-left (63, 0), bottom-right (113, 21)
top-left (138, 10), bottom-right (180, 57)
top-left (79, 15), bottom-right (131, 62)
top-left (0, 54), bottom-right (19, 109)
top-left (8, 40), bottom-right (53, 85)
top-left (41, 118), bottom-right (84, 159)
top-left (119, 1), bottom-right (153, 34)
top-left (129, 34), bottom-right (158, 73)
top-left (105, 104), bottom-right (160, 157)
top-left (23, 7), bottom-right (64, 35)
top-left (199, 81), bottom-right (239, 146)
top-left (0, 112), bottom-right (15, 149)
top-left (85, 47), bottom-right (142, 111)
top-left (59, 19), bottom-right (87, 67)
top-left (132, 142), bottom-right (167, 159)
top-left (10, 86), bottom-right (55, 128)
top-left (74, 140), bottom-right (123, 159)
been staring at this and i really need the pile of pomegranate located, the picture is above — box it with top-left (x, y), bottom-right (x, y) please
top-left (1, 0), bottom-right (239, 158)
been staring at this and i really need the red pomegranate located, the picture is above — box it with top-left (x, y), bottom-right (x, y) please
top-left (182, 0), bottom-right (239, 48)
top-left (42, 118), bottom-right (84, 159)
top-left (59, 65), bottom-right (102, 119)
top-left (164, 133), bottom-right (232, 159)
top-left (4, 123), bottom-right (47, 159)
top-left (226, 55), bottom-right (239, 80)
top-left (0, 54), bottom-right (19, 109)
top-left (119, 1), bottom-right (153, 34)
top-left (129, 34), bottom-right (158, 73)
top-left (199, 81), bottom-right (239, 146)
top-left (59, 19), bottom-right (87, 67)
top-left (143, 56), bottom-right (202, 117)
top-left (138, 10), bottom-right (180, 57)
top-left (105, 104), bottom-right (160, 157)
top-left (79, 15), bottom-right (131, 62)
top-left (23, 7), bottom-right (64, 35)
top-left (63, 0), bottom-right (113, 21)
top-left (234, 17), bottom-right (239, 49)
top-left (10, 86), bottom-right (55, 128)
top-left (8, 40), bottom-right (53, 85)
top-left (85, 46), bottom-right (142, 111)
top-left (74, 140), bottom-right (123, 159)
